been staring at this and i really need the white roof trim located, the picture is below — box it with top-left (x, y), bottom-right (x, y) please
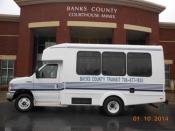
top-left (15, 0), bottom-right (165, 13)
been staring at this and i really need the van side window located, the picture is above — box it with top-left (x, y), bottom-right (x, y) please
top-left (127, 53), bottom-right (152, 77)
top-left (38, 64), bottom-right (58, 78)
top-left (77, 51), bottom-right (101, 75)
top-left (102, 52), bottom-right (126, 76)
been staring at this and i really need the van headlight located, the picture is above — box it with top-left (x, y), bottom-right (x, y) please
top-left (8, 83), bottom-right (13, 92)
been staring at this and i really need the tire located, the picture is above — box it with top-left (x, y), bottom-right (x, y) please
top-left (103, 97), bottom-right (124, 116)
top-left (15, 94), bottom-right (33, 112)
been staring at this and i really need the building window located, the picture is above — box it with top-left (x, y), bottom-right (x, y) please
top-left (70, 27), bottom-right (112, 44)
top-left (102, 52), bottom-right (126, 76)
top-left (165, 64), bottom-right (171, 88)
top-left (77, 51), bottom-right (101, 75)
top-left (126, 30), bottom-right (149, 45)
top-left (0, 60), bottom-right (15, 85)
top-left (127, 53), bottom-right (152, 77)
top-left (33, 28), bottom-right (56, 69)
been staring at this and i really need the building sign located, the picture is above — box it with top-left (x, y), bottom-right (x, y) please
top-left (67, 6), bottom-right (118, 19)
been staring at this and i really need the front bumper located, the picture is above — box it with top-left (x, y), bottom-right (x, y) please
top-left (6, 92), bottom-right (15, 101)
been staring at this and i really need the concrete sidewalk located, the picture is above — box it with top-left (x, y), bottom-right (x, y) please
top-left (0, 91), bottom-right (7, 103)
top-left (0, 91), bottom-right (175, 104)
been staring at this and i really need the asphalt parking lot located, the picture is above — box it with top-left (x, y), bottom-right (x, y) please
top-left (0, 92), bottom-right (175, 131)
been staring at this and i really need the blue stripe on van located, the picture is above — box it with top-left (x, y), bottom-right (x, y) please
top-left (11, 88), bottom-right (163, 92)
top-left (10, 82), bottom-right (164, 92)
top-left (65, 87), bottom-right (163, 92)
top-left (65, 82), bottom-right (164, 91)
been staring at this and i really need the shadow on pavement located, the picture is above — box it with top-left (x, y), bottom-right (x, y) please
top-left (0, 101), bottom-right (174, 131)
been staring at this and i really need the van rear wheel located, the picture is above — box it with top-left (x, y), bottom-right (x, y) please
top-left (103, 97), bottom-right (123, 116)
top-left (15, 94), bottom-right (33, 112)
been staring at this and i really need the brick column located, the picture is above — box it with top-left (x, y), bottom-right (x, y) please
top-left (16, 24), bottom-right (34, 77)
top-left (56, 21), bottom-right (70, 44)
top-left (149, 22), bottom-right (159, 45)
top-left (149, 32), bottom-right (159, 45)
top-left (112, 26), bottom-right (126, 44)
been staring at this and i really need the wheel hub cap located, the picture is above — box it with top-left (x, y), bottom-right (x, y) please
top-left (107, 101), bottom-right (119, 114)
top-left (18, 98), bottom-right (31, 110)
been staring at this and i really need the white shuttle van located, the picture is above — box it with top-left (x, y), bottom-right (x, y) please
top-left (7, 43), bottom-right (165, 116)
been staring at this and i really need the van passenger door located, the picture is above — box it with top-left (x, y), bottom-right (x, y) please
top-left (33, 63), bottom-right (62, 106)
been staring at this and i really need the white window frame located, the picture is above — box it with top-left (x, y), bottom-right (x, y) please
top-left (1, 60), bottom-right (15, 85)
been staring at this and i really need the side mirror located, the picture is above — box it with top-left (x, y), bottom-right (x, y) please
top-left (35, 69), bottom-right (39, 78)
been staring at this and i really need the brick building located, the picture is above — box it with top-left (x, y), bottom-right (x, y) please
top-left (0, 0), bottom-right (175, 90)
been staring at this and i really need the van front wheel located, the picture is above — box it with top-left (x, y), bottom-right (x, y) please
top-left (103, 97), bottom-right (123, 116)
top-left (15, 94), bottom-right (33, 112)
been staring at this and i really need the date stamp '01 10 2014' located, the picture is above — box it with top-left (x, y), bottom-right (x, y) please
top-left (132, 115), bottom-right (169, 122)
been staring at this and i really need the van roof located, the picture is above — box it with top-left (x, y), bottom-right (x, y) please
top-left (50, 43), bottom-right (163, 51)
